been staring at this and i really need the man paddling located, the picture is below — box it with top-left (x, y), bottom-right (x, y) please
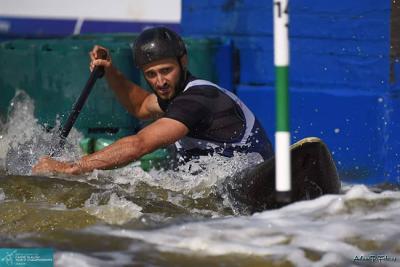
top-left (33, 27), bottom-right (273, 175)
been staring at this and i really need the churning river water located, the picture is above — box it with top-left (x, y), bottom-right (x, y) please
top-left (0, 91), bottom-right (399, 267)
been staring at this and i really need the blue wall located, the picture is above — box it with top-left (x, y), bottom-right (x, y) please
top-left (182, 0), bottom-right (400, 184)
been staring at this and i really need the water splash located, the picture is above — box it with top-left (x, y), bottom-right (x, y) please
top-left (84, 151), bottom-right (263, 200)
top-left (84, 192), bottom-right (143, 225)
top-left (0, 90), bottom-right (83, 175)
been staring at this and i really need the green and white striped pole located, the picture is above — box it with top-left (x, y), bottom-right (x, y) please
top-left (273, 0), bottom-right (291, 202)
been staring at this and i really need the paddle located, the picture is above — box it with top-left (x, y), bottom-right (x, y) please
top-left (50, 49), bottom-right (108, 156)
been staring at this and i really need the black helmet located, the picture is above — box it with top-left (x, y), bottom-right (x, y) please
top-left (133, 27), bottom-right (187, 68)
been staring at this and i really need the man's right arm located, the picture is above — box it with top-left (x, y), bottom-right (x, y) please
top-left (90, 45), bottom-right (163, 120)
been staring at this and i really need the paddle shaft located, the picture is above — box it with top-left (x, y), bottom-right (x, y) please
top-left (54, 50), bottom-right (107, 153)
top-left (59, 67), bottom-right (104, 139)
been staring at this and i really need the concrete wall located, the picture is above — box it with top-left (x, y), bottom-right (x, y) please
top-left (182, 0), bottom-right (400, 184)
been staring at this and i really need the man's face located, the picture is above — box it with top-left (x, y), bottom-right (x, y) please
top-left (143, 58), bottom-right (181, 100)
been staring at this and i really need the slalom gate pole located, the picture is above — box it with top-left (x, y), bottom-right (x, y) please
top-left (273, 0), bottom-right (291, 202)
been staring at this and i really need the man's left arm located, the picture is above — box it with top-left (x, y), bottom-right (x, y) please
top-left (32, 118), bottom-right (189, 175)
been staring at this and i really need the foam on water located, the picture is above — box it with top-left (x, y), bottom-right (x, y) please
top-left (80, 185), bottom-right (400, 267)
top-left (84, 192), bottom-right (143, 225)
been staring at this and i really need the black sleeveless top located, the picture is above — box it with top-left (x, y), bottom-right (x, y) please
top-left (157, 74), bottom-right (273, 161)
